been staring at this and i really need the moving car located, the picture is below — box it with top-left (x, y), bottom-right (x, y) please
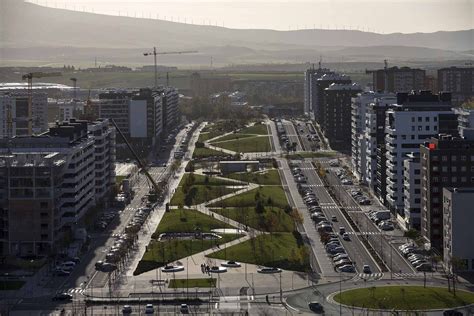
top-left (257, 267), bottom-right (282, 274)
top-left (180, 304), bottom-right (189, 314)
top-left (122, 305), bottom-right (132, 314)
top-left (52, 293), bottom-right (73, 301)
top-left (221, 261), bottom-right (241, 268)
top-left (308, 301), bottom-right (324, 313)
top-left (145, 304), bottom-right (154, 314)
top-left (362, 264), bottom-right (371, 274)
top-left (342, 232), bottom-right (350, 241)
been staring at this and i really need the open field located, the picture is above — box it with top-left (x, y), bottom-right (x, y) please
top-left (134, 234), bottom-right (240, 275)
top-left (212, 136), bottom-right (271, 153)
top-left (238, 124), bottom-right (268, 135)
top-left (334, 286), bottom-right (474, 310)
top-left (209, 185), bottom-right (289, 209)
top-left (225, 169), bottom-right (281, 185)
top-left (208, 232), bottom-right (310, 272)
top-left (152, 209), bottom-right (234, 237)
top-left (213, 206), bottom-right (294, 232)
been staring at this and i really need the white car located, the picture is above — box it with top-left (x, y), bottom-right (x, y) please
top-left (209, 266), bottom-right (227, 273)
top-left (257, 267), bottom-right (282, 274)
top-left (221, 261), bottom-right (241, 268)
top-left (161, 265), bottom-right (185, 273)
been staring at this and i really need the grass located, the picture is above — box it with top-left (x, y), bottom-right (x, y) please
top-left (208, 232), bottom-right (310, 272)
top-left (213, 207), bottom-right (294, 232)
top-left (210, 133), bottom-right (255, 143)
top-left (239, 124), bottom-right (268, 135)
top-left (209, 185), bottom-right (289, 209)
top-left (225, 169), bottom-right (281, 185)
top-left (153, 209), bottom-right (234, 236)
top-left (285, 151), bottom-right (338, 159)
top-left (334, 286), bottom-right (474, 310)
top-left (170, 173), bottom-right (240, 206)
top-left (193, 147), bottom-right (231, 159)
top-left (116, 175), bottom-right (126, 185)
top-left (169, 278), bottom-right (216, 288)
top-left (0, 280), bottom-right (25, 291)
top-left (134, 234), bottom-right (240, 275)
top-left (212, 136), bottom-right (271, 153)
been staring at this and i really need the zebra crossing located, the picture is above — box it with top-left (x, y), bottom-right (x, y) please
top-left (393, 272), bottom-right (421, 279)
top-left (67, 287), bottom-right (85, 295)
top-left (353, 272), bottom-right (384, 281)
top-left (346, 231), bottom-right (384, 235)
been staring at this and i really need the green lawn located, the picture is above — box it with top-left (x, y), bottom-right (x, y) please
top-left (225, 169), bottom-right (281, 185)
top-left (0, 280), bottom-right (25, 291)
top-left (153, 209), bottom-right (234, 236)
top-left (198, 132), bottom-right (213, 142)
top-left (209, 186), bottom-right (289, 209)
top-left (210, 133), bottom-right (255, 143)
top-left (134, 234), bottom-right (240, 275)
top-left (213, 206), bottom-right (294, 232)
top-left (334, 286), bottom-right (474, 310)
top-left (193, 147), bottom-right (231, 159)
top-left (208, 232), bottom-right (310, 272)
top-left (213, 136), bottom-right (272, 153)
top-left (169, 278), bottom-right (216, 288)
top-left (239, 124), bottom-right (268, 135)
top-left (171, 173), bottom-right (240, 206)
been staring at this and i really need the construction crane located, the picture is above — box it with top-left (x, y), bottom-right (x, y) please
top-left (143, 47), bottom-right (197, 87)
top-left (110, 118), bottom-right (162, 202)
top-left (21, 72), bottom-right (62, 134)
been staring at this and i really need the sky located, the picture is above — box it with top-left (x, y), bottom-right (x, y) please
top-left (27, 0), bottom-right (473, 33)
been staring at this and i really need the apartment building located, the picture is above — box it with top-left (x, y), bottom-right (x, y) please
top-left (438, 67), bottom-right (474, 106)
top-left (443, 187), bottom-right (474, 272)
top-left (420, 135), bottom-right (474, 252)
top-left (161, 86), bottom-right (179, 133)
top-left (403, 152), bottom-right (421, 230)
top-left (314, 73), bottom-right (352, 125)
top-left (351, 92), bottom-right (394, 183)
top-left (0, 153), bottom-right (66, 256)
top-left (0, 92), bottom-right (48, 138)
top-left (321, 83), bottom-right (361, 151)
top-left (369, 66), bottom-right (425, 93)
top-left (304, 66), bottom-right (333, 117)
top-left (0, 119), bottom-right (116, 256)
top-left (384, 91), bottom-right (457, 220)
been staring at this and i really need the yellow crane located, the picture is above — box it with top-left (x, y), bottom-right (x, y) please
top-left (21, 72), bottom-right (62, 134)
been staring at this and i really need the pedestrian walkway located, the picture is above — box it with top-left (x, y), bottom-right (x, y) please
top-left (393, 272), bottom-right (422, 279)
top-left (352, 272), bottom-right (384, 281)
top-left (67, 287), bottom-right (85, 295)
top-left (346, 231), bottom-right (384, 235)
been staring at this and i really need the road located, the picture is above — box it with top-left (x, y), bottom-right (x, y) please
top-left (297, 161), bottom-right (381, 275)
top-left (281, 119), bottom-right (303, 151)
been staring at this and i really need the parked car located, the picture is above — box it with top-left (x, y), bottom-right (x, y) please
top-left (342, 232), bottom-right (351, 241)
top-left (52, 269), bottom-right (70, 276)
top-left (333, 253), bottom-right (350, 262)
top-left (122, 305), bottom-right (132, 314)
top-left (339, 227), bottom-right (346, 235)
top-left (331, 215), bottom-right (337, 222)
top-left (257, 267), bottom-right (282, 274)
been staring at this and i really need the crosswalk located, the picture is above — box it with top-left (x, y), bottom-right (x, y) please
top-left (346, 231), bottom-right (384, 235)
top-left (353, 272), bottom-right (384, 281)
top-left (394, 273), bottom-right (421, 279)
top-left (67, 288), bottom-right (85, 295)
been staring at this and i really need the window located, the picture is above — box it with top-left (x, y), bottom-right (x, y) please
top-left (415, 179), bottom-right (421, 184)
top-left (433, 186), bottom-right (439, 193)
top-left (411, 117), bottom-right (415, 122)
top-left (442, 156), bottom-right (448, 162)
top-left (434, 126), bottom-right (438, 131)
top-left (411, 135), bottom-right (415, 140)
top-left (442, 166), bottom-right (448, 172)
top-left (418, 117), bottom-right (422, 122)
top-left (402, 135), bottom-right (406, 140)
top-left (425, 117), bottom-right (430, 122)
top-left (442, 177), bottom-right (448, 182)
top-left (40, 202), bottom-right (48, 209)
top-left (415, 198), bottom-right (421, 203)
top-left (452, 177), bottom-right (457, 183)
top-left (461, 166), bottom-right (467, 172)
top-left (470, 166), bottom-right (474, 172)
top-left (412, 126), bottom-right (415, 131)
top-left (426, 125), bottom-right (430, 131)
top-left (461, 155), bottom-right (467, 161)
top-left (415, 189), bottom-right (421, 194)
top-left (418, 126), bottom-right (422, 131)
top-left (461, 177), bottom-right (467, 183)
top-left (434, 117), bottom-right (438, 122)
top-left (452, 155), bottom-right (457, 162)
top-left (452, 166), bottom-right (457, 172)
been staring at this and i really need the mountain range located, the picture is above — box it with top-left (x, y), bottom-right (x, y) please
top-left (1, 0), bottom-right (473, 66)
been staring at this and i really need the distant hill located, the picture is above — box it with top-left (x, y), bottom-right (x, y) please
top-left (1, 0), bottom-right (473, 66)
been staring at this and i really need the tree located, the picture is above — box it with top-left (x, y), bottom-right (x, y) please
top-left (255, 200), bottom-right (265, 214)
top-left (290, 208), bottom-right (303, 225)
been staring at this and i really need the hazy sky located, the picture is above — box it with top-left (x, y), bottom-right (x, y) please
top-left (28, 0), bottom-right (473, 33)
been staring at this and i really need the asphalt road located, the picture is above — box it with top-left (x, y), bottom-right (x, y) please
top-left (297, 161), bottom-right (381, 275)
top-left (281, 119), bottom-right (303, 152)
